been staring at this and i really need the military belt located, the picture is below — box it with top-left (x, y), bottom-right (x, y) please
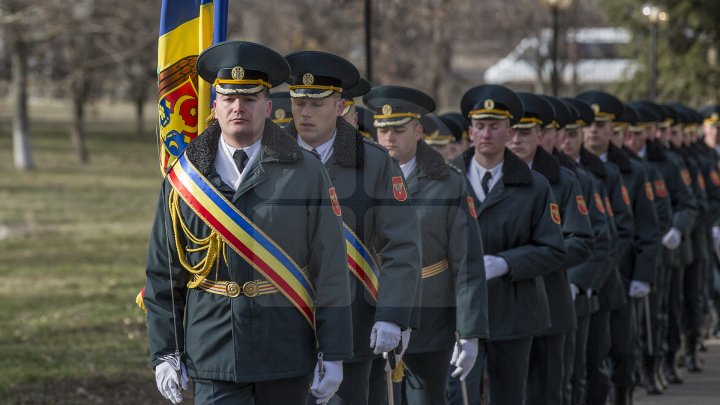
top-left (421, 260), bottom-right (449, 279)
top-left (195, 277), bottom-right (278, 298)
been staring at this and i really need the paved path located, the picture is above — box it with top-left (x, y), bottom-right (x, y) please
top-left (634, 338), bottom-right (720, 405)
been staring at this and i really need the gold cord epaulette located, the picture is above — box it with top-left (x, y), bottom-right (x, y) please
top-left (168, 188), bottom-right (226, 288)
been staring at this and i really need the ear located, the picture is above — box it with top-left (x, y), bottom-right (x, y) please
top-left (414, 122), bottom-right (423, 141)
top-left (266, 99), bottom-right (273, 118)
top-left (336, 98), bottom-right (344, 116)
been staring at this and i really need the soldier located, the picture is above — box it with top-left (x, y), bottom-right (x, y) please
top-left (144, 41), bottom-right (353, 405)
top-left (450, 84), bottom-right (566, 405)
top-left (577, 91), bottom-right (662, 405)
top-left (269, 91), bottom-right (293, 129)
top-left (356, 105), bottom-right (376, 141)
top-left (284, 51), bottom-right (422, 404)
top-left (560, 96), bottom-right (634, 405)
top-left (341, 77), bottom-right (371, 128)
top-left (510, 93), bottom-right (594, 405)
top-left (368, 84), bottom-right (489, 405)
top-left (441, 112), bottom-right (472, 156)
top-left (421, 113), bottom-right (460, 161)
top-left (547, 96), bottom-right (613, 405)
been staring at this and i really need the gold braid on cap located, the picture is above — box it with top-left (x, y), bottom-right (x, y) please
top-left (594, 111), bottom-right (615, 121)
top-left (468, 108), bottom-right (513, 120)
top-left (373, 112), bottom-right (421, 128)
top-left (213, 78), bottom-right (272, 95)
top-left (289, 84), bottom-right (343, 99)
top-left (341, 99), bottom-right (355, 116)
top-left (513, 116), bottom-right (544, 129)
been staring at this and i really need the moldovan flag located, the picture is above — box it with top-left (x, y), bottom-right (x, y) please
top-left (156, 0), bottom-right (228, 174)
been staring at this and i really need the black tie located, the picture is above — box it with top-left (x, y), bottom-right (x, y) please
top-left (233, 149), bottom-right (249, 173)
top-left (482, 171), bottom-right (492, 195)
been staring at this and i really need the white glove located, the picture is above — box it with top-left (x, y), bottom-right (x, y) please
top-left (310, 359), bottom-right (343, 404)
top-left (384, 328), bottom-right (412, 372)
top-left (586, 288), bottom-right (593, 297)
top-left (370, 321), bottom-right (402, 354)
top-left (628, 280), bottom-right (651, 298)
top-left (450, 338), bottom-right (479, 381)
top-left (712, 226), bottom-right (720, 251)
top-left (483, 255), bottom-right (509, 280)
top-left (155, 358), bottom-right (189, 404)
top-left (662, 228), bottom-right (682, 250)
top-left (570, 283), bottom-right (580, 301)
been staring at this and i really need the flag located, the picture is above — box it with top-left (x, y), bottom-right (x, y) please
top-left (157, 0), bottom-right (228, 174)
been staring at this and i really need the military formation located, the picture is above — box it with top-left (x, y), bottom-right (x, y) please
top-left (141, 40), bottom-right (720, 405)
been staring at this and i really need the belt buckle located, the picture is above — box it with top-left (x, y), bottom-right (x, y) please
top-left (242, 281), bottom-right (259, 297)
top-left (226, 282), bottom-right (241, 298)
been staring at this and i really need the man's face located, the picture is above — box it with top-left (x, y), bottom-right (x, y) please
top-left (376, 120), bottom-right (422, 164)
top-left (213, 92), bottom-right (271, 141)
top-left (669, 127), bottom-right (684, 148)
top-left (540, 127), bottom-right (557, 153)
top-left (342, 103), bottom-right (358, 128)
top-left (657, 126), bottom-right (671, 145)
top-left (609, 127), bottom-right (624, 148)
top-left (292, 94), bottom-right (343, 144)
top-left (583, 121), bottom-right (612, 152)
top-left (704, 123), bottom-right (720, 148)
top-left (469, 118), bottom-right (513, 159)
top-left (507, 126), bottom-right (541, 163)
top-left (623, 129), bottom-right (646, 154)
top-left (560, 127), bottom-right (583, 159)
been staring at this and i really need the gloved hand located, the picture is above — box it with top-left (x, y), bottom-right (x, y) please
top-left (483, 255), bottom-right (509, 280)
top-left (586, 288), bottom-right (593, 297)
top-left (662, 227), bottom-right (682, 250)
top-left (155, 357), bottom-right (189, 404)
top-left (384, 328), bottom-right (412, 372)
top-left (712, 226), bottom-right (720, 251)
top-left (310, 359), bottom-right (343, 404)
top-left (570, 283), bottom-right (580, 301)
top-left (628, 280), bottom-right (651, 298)
top-left (370, 321), bottom-right (402, 354)
top-left (450, 338), bottom-right (479, 381)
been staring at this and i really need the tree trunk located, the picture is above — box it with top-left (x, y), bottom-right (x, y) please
top-left (10, 35), bottom-right (33, 170)
top-left (70, 83), bottom-right (89, 164)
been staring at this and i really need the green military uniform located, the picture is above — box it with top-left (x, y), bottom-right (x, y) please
top-left (401, 141), bottom-right (489, 405)
top-left (513, 93), bottom-right (593, 405)
top-left (144, 119), bottom-right (354, 396)
top-left (287, 117), bottom-right (423, 404)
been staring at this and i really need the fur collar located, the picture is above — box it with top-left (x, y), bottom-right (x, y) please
top-left (607, 143), bottom-right (632, 173)
top-left (580, 147), bottom-right (606, 179)
top-left (184, 118), bottom-right (303, 175)
top-left (415, 140), bottom-right (448, 179)
top-left (552, 148), bottom-right (578, 174)
top-left (453, 147), bottom-right (532, 185)
top-left (645, 139), bottom-right (667, 162)
top-left (532, 147), bottom-right (560, 184)
top-left (286, 117), bottom-right (365, 168)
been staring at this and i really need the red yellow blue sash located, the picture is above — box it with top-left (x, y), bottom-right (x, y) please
top-left (343, 223), bottom-right (380, 300)
top-left (167, 154), bottom-right (315, 327)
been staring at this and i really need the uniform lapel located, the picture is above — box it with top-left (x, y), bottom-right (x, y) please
top-left (232, 157), bottom-right (270, 201)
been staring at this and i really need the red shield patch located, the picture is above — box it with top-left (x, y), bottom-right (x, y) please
top-left (604, 196), bottom-right (615, 217)
top-left (576, 195), bottom-right (589, 216)
top-left (621, 186), bottom-right (631, 206)
top-left (711, 171), bottom-right (720, 186)
top-left (681, 169), bottom-right (692, 186)
top-left (329, 187), bottom-right (342, 216)
top-left (467, 196), bottom-right (478, 219)
top-left (550, 203), bottom-right (562, 225)
top-left (645, 182), bottom-right (654, 201)
top-left (594, 193), bottom-right (606, 215)
top-left (392, 176), bottom-right (408, 202)
top-left (698, 174), bottom-right (706, 190)
top-left (158, 77), bottom-right (199, 172)
top-left (654, 180), bottom-right (667, 198)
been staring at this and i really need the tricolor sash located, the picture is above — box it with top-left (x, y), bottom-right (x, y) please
top-left (167, 154), bottom-right (315, 327)
top-left (343, 223), bottom-right (380, 301)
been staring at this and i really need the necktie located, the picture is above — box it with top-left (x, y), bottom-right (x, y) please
top-left (233, 149), bottom-right (249, 173)
top-left (481, 171), bottom-right (492, 196)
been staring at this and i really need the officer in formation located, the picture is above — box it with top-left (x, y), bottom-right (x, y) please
top-left (144, 39), bottom-right (720, 405)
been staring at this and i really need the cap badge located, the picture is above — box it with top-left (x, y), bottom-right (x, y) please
top-left (382, 104), bottom-right (393, 115)
top-left (231, 66), bottom-right (245, 80)
top-left (275, 108), bottom-right (286, 120)
top-left (484, 99), bottom-right (495, 110)
top-left (302, 73), bottom-right (314, 85)
top-left (712, 112), bottom-right (719, 120)
top-left (591, 103), bottom-right (600, 114)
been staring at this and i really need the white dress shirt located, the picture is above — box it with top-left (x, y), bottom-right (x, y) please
top-left (400, 157), bottom-right (417, 179)
top-left (298, 131), bottom-right (336, 164)
top-left (638, 145), bottom-right (647, 158)
top-left (214, 135), bottom-right (262, 190)
top-left (467, 158), bottom-right (503, 202)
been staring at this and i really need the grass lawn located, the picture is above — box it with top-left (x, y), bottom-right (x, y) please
top-left (0, 112), bottom-right (190, 403)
